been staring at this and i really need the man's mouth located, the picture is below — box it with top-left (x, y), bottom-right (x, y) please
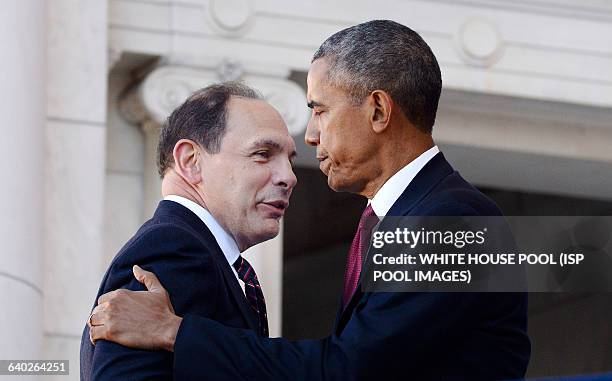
top-left (317, 155), bottom-right (331, 174)
top-left (260, 200), bottom-right (289, 217)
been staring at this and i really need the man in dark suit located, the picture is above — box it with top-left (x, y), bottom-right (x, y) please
top-left (88, 20), bottom-right (531, 380)
top-left (80, 82), bottom-right (297, 380)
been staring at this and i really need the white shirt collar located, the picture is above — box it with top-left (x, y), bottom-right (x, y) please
top-left (370, 145), bottom-right (440, 218)
top-left (163, 195), bottom-right (240, 268)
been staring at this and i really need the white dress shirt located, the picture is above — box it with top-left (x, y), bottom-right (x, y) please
top-left (163, 195), bottom-right (243, 289)
top-left (370, 145), bottom-right (440, 217)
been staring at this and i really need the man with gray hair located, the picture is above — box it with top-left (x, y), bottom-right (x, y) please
top-left (89, 20), bottom-right (530, 380)
top-left (80, 82), bottom-right (297, 380)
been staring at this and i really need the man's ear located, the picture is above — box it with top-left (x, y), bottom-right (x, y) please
top-left (368, 90), bottom-right (393, 134)
top-left (172, 139), bottom-right (203, 184)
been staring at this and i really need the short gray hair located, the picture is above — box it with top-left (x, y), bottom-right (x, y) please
top-left (312, 20), bottom-right (442, 133)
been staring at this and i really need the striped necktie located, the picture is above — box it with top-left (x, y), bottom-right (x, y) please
top-left (233, 256), bottom-right (269, 337)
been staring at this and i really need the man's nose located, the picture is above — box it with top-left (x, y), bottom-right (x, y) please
top-left (275, 160), bottom-right (298, 191)
top-left (304, 117), bottom-right (319, 147)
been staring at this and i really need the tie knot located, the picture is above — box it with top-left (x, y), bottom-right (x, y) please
top-left (363, 204), bottom-right (376, 218)
top-left (233, 256), bottom-right (257, 283)
top-left (360, 204), bottom-right (378, 226)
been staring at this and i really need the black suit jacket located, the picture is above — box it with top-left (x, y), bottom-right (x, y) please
top-left (172, 153), bottom-right (531, 380)
top-left (79, 200), bottom-right (261, 380)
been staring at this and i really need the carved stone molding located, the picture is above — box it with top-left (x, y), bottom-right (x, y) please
top-left (141, 119), bottom-right (161, 135)
top-left (122, 62), bottom-right (309, 136)
top-left (207, 0), bottom-right (254, 38)
top-left (455, 18), bottom-right (504, 67)
top-left (118, 84), bottom-right (149, 125)
top-left (216, 58), bottom-right (244, 82)
top-left (111, 0), bottom-right (612, 108)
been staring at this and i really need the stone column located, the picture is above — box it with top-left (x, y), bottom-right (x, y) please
top-left (44, 1), bottom-right (108, 379)
top-left (0, 0), bottom-right (45, 364)
top-left (119, 60), bottom-right (309, 336)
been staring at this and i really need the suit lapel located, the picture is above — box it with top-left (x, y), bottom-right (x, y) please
top-left (336, 153), bottom-right (454, 330)
top-left (155, 201), bottom-right (260, 333)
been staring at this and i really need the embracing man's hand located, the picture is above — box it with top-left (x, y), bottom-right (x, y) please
top-left (88, 265), bottom-right (182, 352)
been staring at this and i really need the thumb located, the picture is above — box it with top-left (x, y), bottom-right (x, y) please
top-left (133, 265), bottom-right (165, 293)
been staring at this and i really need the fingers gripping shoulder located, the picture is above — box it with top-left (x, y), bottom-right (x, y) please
top-left (103, 224), bottom-right (220, 316)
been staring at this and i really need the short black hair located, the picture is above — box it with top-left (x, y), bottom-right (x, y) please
top-left (157, 81), bottom-right (262, 177)
top-left (312, 20), bottom-right (442, 133)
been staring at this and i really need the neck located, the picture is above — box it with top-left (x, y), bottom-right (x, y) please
top-left (236, 238), bottom-right (252, 253)
top-left (161, 170), bottom-right (208, 210)
top-left (360, 133), bottom-right (434, 199)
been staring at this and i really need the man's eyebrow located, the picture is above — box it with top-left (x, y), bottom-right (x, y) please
top-left (307, 100), bottom-right (323, 109)
top-left (248, 139), bottom-right (282, 151)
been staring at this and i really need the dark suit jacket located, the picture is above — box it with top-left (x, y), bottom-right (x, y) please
top-left (80, 200), bottom-right (262, 380)
top-left (172, 153), bottom-right (531, 381)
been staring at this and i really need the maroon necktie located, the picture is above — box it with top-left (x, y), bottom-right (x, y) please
top-left (233, 256), bottom-right (269, 337)
top-left (342, 204), bottom-right (378, 309)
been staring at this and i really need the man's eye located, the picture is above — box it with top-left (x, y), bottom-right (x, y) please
top-left (254, 151), bottom-right (270, 159)
top-left (313, 109), bottom-right (323, 116)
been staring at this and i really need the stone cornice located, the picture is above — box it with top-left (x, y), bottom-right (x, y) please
top-left (110, 0), bottom-right (612, 108)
